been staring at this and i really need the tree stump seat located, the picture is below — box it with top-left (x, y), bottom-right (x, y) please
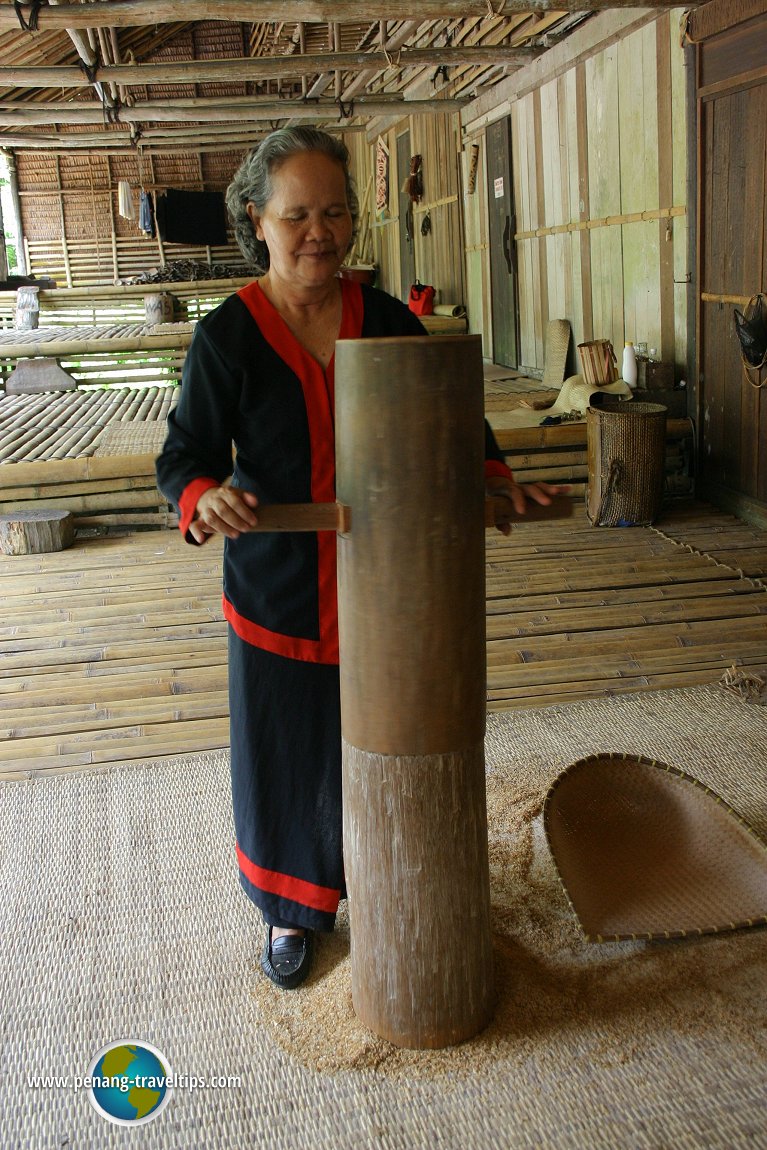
top-left (0, 509), bottom-right (75, 555)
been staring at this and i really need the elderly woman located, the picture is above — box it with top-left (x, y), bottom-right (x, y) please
top-left (157, 126), bottom-right (559, 991)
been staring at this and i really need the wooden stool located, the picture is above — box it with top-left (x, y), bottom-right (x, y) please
top-left (0, 509), bottom-right (75, 555)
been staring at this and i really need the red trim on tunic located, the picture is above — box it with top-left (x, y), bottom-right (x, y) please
top-left (222, 594), bottom-right (330, 664)
top-left (236, 843), bottom-right (340, 913)
top-left (485, 459), bottom-right (514, 482)
top-left (233, 278), bottom-right (364, 665)
top-left (178, 476), bottom-right (220, 539)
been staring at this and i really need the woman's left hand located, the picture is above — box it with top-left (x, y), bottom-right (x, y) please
top-left (486, 479), bottom-right (571, 535)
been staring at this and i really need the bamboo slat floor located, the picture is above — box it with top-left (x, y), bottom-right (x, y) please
top-left (0, 498), bottom-right (765, 779)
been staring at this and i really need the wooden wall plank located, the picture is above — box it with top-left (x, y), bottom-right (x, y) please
top-left (512, 95), bottom-right (536, 368)
top-left (556, 71), bottom-right (575, 339)
top-left (462, 135), bottom-right (491, 356)
top-left (532, 88), bottom-right (549, 367)
top-left (586, 46), bottom-right (623, 345)
top-left (619, 22), bottom-right (659, 353)
top-left (575, 61), bottom-right (594, 345)
top-left (670, 10), bottom-right (690, 370)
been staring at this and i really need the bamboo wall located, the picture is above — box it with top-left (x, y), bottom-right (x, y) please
top-left (12, 20), bottom-right (254, 288)
top-left (460, 9), bottom-right (689, 377)
top-left (16, 148), bottom-right (248, 286)
top-left (347, 113), bottom-right (465, 308)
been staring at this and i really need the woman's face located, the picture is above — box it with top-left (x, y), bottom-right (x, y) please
top-left (247, 151), bottom-right (353, 291)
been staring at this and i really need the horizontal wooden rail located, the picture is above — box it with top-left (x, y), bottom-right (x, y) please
top-left (492, 416), bottom-right (693, 452)
top-left (235, 494), bottom-right (574, 535)
top-left (515, 205), bottom-right (686, 241)
top-left (700, 291), bottom-right (755, 306)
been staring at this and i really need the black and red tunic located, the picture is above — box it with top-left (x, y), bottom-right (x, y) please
top-left (157, 278), bottom-right (512, 931)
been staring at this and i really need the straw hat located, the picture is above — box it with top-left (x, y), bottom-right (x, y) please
top-left (544, 752), bottom-right (767, 942)
top-left (545, 373), bottom-right (633, 417)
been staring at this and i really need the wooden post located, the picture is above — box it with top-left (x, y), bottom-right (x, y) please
top-left (334, 335), bottom-right (494, 1049)
top-left (14, 285), bottom-right (39, 330)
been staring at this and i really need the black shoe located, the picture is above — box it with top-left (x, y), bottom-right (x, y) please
top-left (261, 925), bottom-right (314, 990)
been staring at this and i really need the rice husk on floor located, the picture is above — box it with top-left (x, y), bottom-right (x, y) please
top-left (252, 686), bottom-right (767, 1081)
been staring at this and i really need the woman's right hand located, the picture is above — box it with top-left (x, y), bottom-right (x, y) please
top-left (190, 486), bottom-right (259, 543)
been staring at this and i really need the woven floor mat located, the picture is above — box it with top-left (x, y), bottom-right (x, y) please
top-left (94, 421), bottom-right (169, 456)
top-left (1, 683), bottom-right (766, 1149)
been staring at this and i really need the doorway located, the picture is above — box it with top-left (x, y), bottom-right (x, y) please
top-left (486, 117), bottom-right (519, 368)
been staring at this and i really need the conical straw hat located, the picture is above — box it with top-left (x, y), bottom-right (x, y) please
top-left (544, 753), bottom-right (767, 942)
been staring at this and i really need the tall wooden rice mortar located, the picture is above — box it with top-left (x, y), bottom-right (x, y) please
top-left (334, 335), bottom-right (494, 1049)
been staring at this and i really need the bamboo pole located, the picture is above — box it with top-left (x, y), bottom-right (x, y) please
top-left (0, 0), bottom-right (697, 30)
top-left (0, 490), bottom-right (164, 514)
top-left (0, 97), bottom-right (467, 126)
top-left (0, 332), bottom-right (194, 357)
top-left (0, 454), bottom-right (159, 486)
top-left (0, 277), bottom-right (251, 302)
top-left (0, 46), bottom-right (537, 89)
top-left (514, 205), bottom-right (687, 240)
top-left (0, 475), bottom-right (163, 502)
top-left (54, 156), bottom-right (73, 288)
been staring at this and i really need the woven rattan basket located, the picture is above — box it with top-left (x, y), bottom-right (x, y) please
top-left (586, 400), bottom-right (667, 526)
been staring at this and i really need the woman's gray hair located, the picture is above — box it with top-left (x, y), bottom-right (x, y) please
top-left (226, 127), bottom-right (359, 270)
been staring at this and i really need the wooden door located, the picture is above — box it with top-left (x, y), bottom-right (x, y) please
top-left (697, 14), bottom-right (767, 518)
top-left (397, 131), bottom-right (416, 304)
top-left (486, 117), bottom-right (519, 368)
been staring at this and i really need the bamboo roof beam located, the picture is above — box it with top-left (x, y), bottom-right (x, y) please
top-left (0, 0), bottom-right (694, 30)
top-left (0, 124), bottom-right (375, 152)
top-left (47, 0), bottom-right (116, 113)
top-left (0, 97), bottom-right (465, 126)
top-left (0, 46), bottom-right (538, 88)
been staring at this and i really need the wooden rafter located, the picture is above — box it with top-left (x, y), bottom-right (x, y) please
top-left (2, 1), bottom-right (690, 31)
top-left (0, 96), bottom-right (466, 126)
top-left (0, 45), bottom-right (538, 89)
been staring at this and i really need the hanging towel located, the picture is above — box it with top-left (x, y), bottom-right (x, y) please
top-left (118, 180), bottom-right (135, 220)
top-left (155, 189), bottom-right (228, 246)
top-left (139, 190), bottom-right (155, 236)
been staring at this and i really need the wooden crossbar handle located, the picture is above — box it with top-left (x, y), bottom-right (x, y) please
top-left (249, 502), bottom-right (351, 533)
top-left (246, 494), bottom-right (572, 533)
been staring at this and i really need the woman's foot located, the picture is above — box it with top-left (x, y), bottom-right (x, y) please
top-left (261, 925), bottom-right (314, 990)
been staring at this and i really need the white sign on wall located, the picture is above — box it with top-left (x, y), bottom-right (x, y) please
top-left (494, 177), bottom-right (505, 199)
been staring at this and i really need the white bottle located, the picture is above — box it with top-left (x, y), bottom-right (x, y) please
top-left (622, 341), bottom-right (637, 389)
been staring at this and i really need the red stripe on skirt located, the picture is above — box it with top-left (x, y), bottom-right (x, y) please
top-left (236, 843), bottom-right (340, 914)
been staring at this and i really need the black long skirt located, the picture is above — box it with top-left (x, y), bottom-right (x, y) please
top-left (227, 627), bottom-right (345, 933)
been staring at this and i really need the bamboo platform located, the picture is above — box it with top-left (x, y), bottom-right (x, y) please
top-left (0, 499), bottom-right (765, 779)
top-left (0, 387), bottom-right (176, 463)
top-left (0, 322), bottom-right (195, 360)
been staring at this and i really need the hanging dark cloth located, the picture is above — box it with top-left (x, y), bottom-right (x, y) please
top-left (156, 189), bottom-right (228, 246)
top-left (139, 190), bottom-right (155, 237)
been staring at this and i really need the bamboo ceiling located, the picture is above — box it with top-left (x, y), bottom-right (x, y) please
top-left (0, 1), bottom-right (688, 155)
